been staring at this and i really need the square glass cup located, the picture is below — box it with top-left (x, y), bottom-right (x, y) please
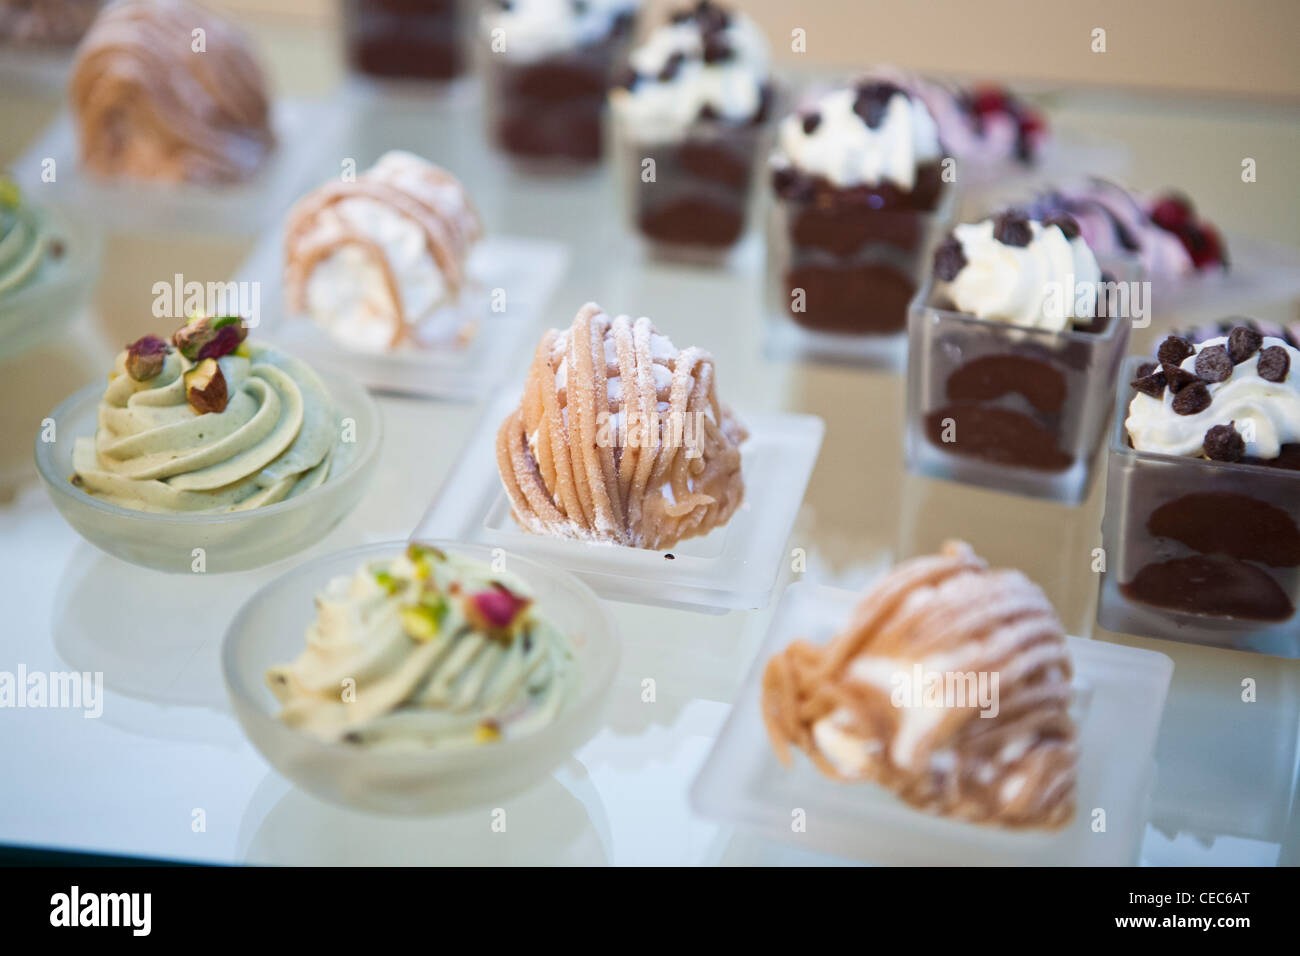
top-left (903, 273), bottom-right (1134, 504)
top-left (1097, 356), bottom-right (1300, 656)
top-left (342, 0), bottom-right (472, 82)
top-left (763, 180), bottom-right (955, 367)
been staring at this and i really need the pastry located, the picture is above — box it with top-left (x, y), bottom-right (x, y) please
top-left (609, 1), bottom-right (772, 249)
top-left (481, 0), bottom-right (638, 164)
top-left (768, 79), bottom-right (948, 335)
top-left (762, 541), bottom-right (1078, 829)
top-left (1108, 327), bottom-right (1300, 625)
top-left (69, 0), bottom-right (276, 184)
top-left (495, 301), bottom-right (746, 549)
top-left (0, 0), bottom-right (100, 46)
top-left (267, 543), bottom-right (577, 749)
top-left (0, 176), bottom-right (63, 299)
top-left (71, 315), bottom-right (343, 512)
top-left (341, 0), bottom-right (468, 81)
top-left (283, 150), bottom-right (482, 353)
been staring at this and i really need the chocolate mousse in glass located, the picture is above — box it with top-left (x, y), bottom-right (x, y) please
top-left (481, 0), bottom-right (638, 167)
top-left (609, 1), bottom-right (774, 261)
top-left (342, 0), bottom-right (470, 82)
top-left (904, 209), bottom-right (1136, 503)
top-left (765, 80), bottom-right (953, 364)
top-left (1098, 327), bottom-right (1300, 655)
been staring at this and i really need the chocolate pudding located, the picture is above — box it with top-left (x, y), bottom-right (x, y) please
top-left (343, 0), bottom-right (466, 81)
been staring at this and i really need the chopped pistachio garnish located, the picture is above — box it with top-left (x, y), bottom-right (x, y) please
top-left (474, 721), bottom-right (501, 744)
top-left (373, 569), bottom-right (403, 595)
top-left (400, 605), bottom-right (442, 642)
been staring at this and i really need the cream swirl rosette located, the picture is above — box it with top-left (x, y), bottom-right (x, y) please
top-left (266, 544), bottom-right (578, 750)
top-left (72, 316), bottom-right (340, 513)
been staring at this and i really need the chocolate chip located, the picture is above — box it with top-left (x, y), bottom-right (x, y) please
top-left (702, 34), bottom-right (733, 64)
top-left (992, 211), bottom-right (1033, 247)
top-left (1203, 423), bottom-right (1245, 462)
top-left (1258, 345), bottom-right (1291, 382)
top-left (694, 0), bottom-right (730, 33)
top-left (1194, 345), bottom-right (1233, 383)
top-left (932, 234), bottom-right (967, 281)
top-left (1044, 213), bottom-right (1080, 240)
top-left (664, 553), bottom-right (676, 560)
top-left (852, 81), bottom-right (903, 128)
top-left (1136, 361), bottom-right (1157, 379)
top-left (697, 103), bottom-right (719, 121)
top-left (1162, 363), bottom-right (1200, 394)
top-left (1172, 381), bottom-right (1212, 416)
top-left (658, 52), bottom-right (685, 82)
top-left (614, 66), bottom-right (638, 91)
top-left (801, 112), bottom-right (821, 135)
top-left (1228, 325), bottom-right (1263, 364)
top-left (1156, 335), bottom-right (1194, 367)
top-left (1130, 368), bottom-right (1167, 399)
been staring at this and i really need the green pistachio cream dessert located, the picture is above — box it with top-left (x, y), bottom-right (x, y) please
top-left (266, 544), bottom-right (578, 750)
top-left (72, 315), bottom-right (343, 512)
top-left (0, 175), bottom-right (61, 299)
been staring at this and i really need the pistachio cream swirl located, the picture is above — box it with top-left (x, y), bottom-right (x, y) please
top-left (72, 321), bottom-right (340, 513)
top-left (0, 177), bottom-right (50, 298)
top-left (266, 544), bottom-right (578, 750)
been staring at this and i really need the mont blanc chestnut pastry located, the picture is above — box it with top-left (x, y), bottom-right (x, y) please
top-left (495, 301), bottom-right (746, 550)
top-left (70, 0), bottom-right (276, 184)
top-left (283, 151), bottom-right (482, 353)
top-left (762, 541), bottom-right (1078, 829)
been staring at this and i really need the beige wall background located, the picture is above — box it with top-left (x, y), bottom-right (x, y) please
top-left (214, 0), bottom-right (1300, 100)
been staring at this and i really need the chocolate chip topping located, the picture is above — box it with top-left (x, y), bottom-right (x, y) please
top-left (702, 33), bottom-right (733, 64)
top-left (1130, 368), bottom-right (1168, 399)
top-left (1136, 361), bottom-right (1157, 379)
top-left (658, 51), bottom-right (685, 82)
top-left (1194, 344), bottom-right (1233, 383)
top-left (992, 211), bottom-right (1033, 247)
top-left (615, 66), bottom-right (638, 91)
top-left (1172, 381), bottom-right (1212, 415)
top-left (1044, 213), bottom-right (1080, 240)
top-left (694, 0), bottom-right (730, 33)
top-left (801, 112), bottom-right (821, 135)
top-left (1156, 335), bottom-right (1194, 367)
top-left (1203, 423), bottom-right (1246, 462)
top-left (932, 234), bottom-right (967, 282)
top-left (852, 80), bottom-right (904, 129)
top-left (1228, 325), bottom-right (1263, 364)
top-left (1162, 363), bottom-right (1200, 394)
top-left (1258, 345), bottom-right (1290, 382)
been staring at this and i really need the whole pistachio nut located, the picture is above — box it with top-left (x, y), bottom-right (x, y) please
top-left (125, 334), bottom-right (169, 381)
top-left (183, 358), bottom-right (228, 414)
top-left (172, 315), bottom-right (247, 362)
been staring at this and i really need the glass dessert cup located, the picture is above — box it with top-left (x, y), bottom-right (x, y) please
top-left (34, 368), bottom-right (382, 574)
top-left (342, 0), bottom-right (470, 82)
top-left (482, 21), bottom-right (632, 168)
top-left (612, 110), bottom-right (772, 264)
top-left (763, 184), bottom-right (956, 367)
top-left (221, 540), bottom-right (620, 815)
top-left (0, 206), bottom-right (101, 360)
top-left (904, 278), bottom-right (1132, 504)
top-left (1097, 357), bottom-right (1300, 656)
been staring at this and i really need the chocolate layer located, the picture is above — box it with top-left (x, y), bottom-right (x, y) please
top-left (784, 264), bottom-right (917, 334)
top-left (924, 404), bottom-right (1074, 472)
top-left (1120, 555), bottom-right (1295, 622)
top-left (344, 0), bottom-right (464, 80)
top-left (1147, 492), bottom-right (1300, 568)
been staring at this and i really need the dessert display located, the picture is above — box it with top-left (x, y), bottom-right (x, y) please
top-left (0, 0), bottom-right (101, 46)
top-left (266, 542), bottom-right (577, 749)
top-left (71, 315), bottom-right (343, 513)
top-left (481, 0), bottom-right (638, 164)
top-left (905, 208), bottom-right (1129, 501)
top-left (761, 541), bottom-right (1078, 829)
top-left (342, 0), bottom-right (468, 81)
top-left (495, 301), bottom-right (746, 550)
top-left (767, 79), bottom-right (949, 338)
top-left (1025, 178), bottom-right (1228, 283)
top-left (609, 1), bottom-right (773, 251)
top-left (0, 175), bottom-right (64, 299)
top-left (69, 0), bottom-right (276, 184)
top-left (1099, 326), bottom-right (1300, 640)
top-left (283, 150), bottom-right (483, 353)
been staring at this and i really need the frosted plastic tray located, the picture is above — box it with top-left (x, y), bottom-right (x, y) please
top-left (691, 582), bottom-right (1175, 865)
top-left (413, 387), bottom-right (825, 612)
top-left (232, 231), bottom-right (568, 400)
top-left (9, 100), bottom-right (345, 236)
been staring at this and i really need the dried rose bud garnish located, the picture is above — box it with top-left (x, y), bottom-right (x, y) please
top-left (172, 316), bottom-right (247, 362)
top-left (183, 358), bottom-right (228, 414)
top-left (125, 334), bottom-right (169, 381)
top-left (464, 582), bottom-right (532, 642)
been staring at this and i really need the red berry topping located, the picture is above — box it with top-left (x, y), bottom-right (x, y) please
top-left (1150, 193), bottom-right (1193, 232)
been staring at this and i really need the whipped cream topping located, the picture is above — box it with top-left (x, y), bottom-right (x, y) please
top-left (940, 217), bottom-right (1102, 332)
top-left (610, 6), bottom-right (769, 142)
top-left (1126, 335), bottom-right (1300, 460)
top-left (73, 342), bottom-right (339, 513)
top-left (267, 546), bottom-right (577, 750)
top-left (483, 0), bottom-right (637, 62)
top-left (773, 85), bottom-right (941, 192)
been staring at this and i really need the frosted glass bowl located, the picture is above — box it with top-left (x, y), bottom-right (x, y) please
top-left (222, 540), bottom-right (620, 815)
top-left (34, 367), bottom-right (381, 573)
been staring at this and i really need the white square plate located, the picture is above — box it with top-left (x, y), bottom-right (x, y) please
top-left (413, 387), bottom-right (824, 612)
top-left (691, 581), bottom-right (1175, 865)
top-left (232, 229), bottom-right (568, 401)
